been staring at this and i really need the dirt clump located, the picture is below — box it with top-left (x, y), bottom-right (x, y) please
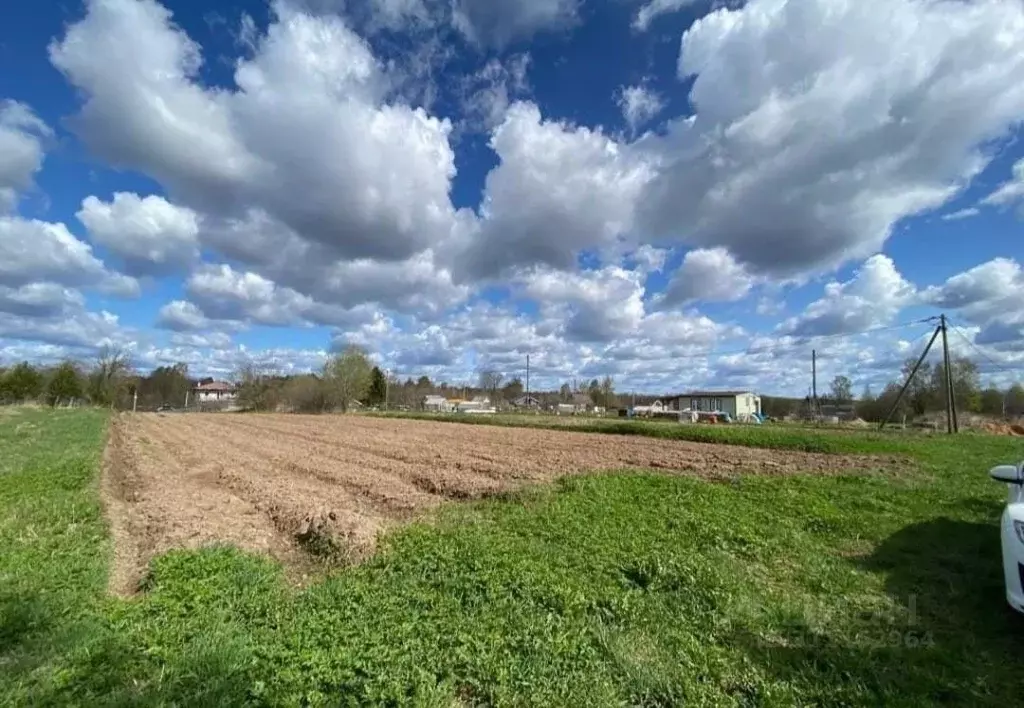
top-left (102, 413), bottom-right (900, 593)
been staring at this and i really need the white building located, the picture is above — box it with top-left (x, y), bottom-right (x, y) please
top-left (194, 381), bottom-right (237, 402)
top-left (632, 400), bottom-right (666, 416)
top-left (423, 395), bottom-right (453, 412)
top-left (457, 396), bottom-right (494, 413)
top-left (671, 391), bottom-right (761, 419)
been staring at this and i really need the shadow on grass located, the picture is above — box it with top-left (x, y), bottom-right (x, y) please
top-left (732, 516), bottom-right (1024, 704)
top-left (0, 592), bottom-right (47, 652)
top-left (1, 607), bottom-right (261, 707)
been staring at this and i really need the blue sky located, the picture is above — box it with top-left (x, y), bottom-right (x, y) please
top-left (0, 0), bottom-right (1022, 395)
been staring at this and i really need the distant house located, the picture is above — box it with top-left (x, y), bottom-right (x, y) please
top-left (632, 400), bottom-right (666, 416)
top-left (555, 394), bottom-right (592, 415)
top-left (457, 396), bottom-right (495, 414)
top-left (511, 394), bottom-right (542, 409)
top-left (194, 381), bottom-right (236, 402)
top-left (670, 391), bottom-right (761, 419)
top-left (423, 395), bottom-right (453, 413)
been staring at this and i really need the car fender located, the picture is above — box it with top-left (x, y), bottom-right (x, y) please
top-left (1001, 497), bottom-right (1024, 614)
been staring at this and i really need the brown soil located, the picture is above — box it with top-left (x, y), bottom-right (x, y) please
top-left (102, 413), bottom-right (900, 595)
top-left (977, 420), bottom-right (1024, 436)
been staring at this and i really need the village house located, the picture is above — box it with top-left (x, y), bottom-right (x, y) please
top-left (632, 400), bottom-right (667, 416)
top-left (193, 381), bottom-right (237, 403)
top-left (511, 394), bottom-right (542, 409)
top-left (423, 395), bottom-right (453, 412)
top-left (457, 396), bottom-right (495, 414)
top-left (670, 391), bottom-right (762, 419)
top-left (555, 393), bottom-right (592, 415)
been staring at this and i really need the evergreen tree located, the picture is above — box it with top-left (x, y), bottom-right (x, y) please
top-left (369, 366), bottom-right (388, 406)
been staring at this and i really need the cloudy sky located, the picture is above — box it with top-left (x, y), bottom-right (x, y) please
top-left (1, 0), bottom-right (1022, 395)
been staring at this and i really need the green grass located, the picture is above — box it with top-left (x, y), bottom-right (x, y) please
top-left (2, 408), bottom-right (1023, 706)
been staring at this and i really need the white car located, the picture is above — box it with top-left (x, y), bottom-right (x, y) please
top-left (990, 461), bottom-right (1024, 614)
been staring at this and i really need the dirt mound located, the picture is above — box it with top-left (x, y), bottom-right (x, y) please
top-left (976, 420), bottom-right (1024, 436)
top-left (102, 413), bottom-right (901, 594)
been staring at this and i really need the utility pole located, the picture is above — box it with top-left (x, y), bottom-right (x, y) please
top-left (812, 349), bottom-right (818, 421)
top-left (385, 369), bottom-right (390, 412)
top-left (132, 387), bottom-right (138, 413)
top-left (184, 388), bottom-right (189, 410)
top-left (880, 318), bottom-right (953, 433)
top-left (940, 315), bottom-right (958, 434)
top-left (526, 354), bottom-right (530, 406)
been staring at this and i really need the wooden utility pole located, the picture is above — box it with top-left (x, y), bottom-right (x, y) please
top-left (940, 315), bottom-right (958, 434)
top-left (526, 354), bottom-right (530, 405)
top-left (812, 349), bottom-right (818, 420)
top-left (880, 316), bottom-right (956, 434)
top-left (881, 325), bottom-right (940, 430)
top-left (132, 388), bottom-right (138, 413)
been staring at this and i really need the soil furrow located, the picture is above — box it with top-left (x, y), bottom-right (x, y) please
top-left (100, 412), bottom-right (900, 593)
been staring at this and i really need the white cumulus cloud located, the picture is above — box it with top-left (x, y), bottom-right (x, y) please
top-left (0, 100), bottom-right (52, 212)
top-left (50, 0), bottom-right (459, 268)
top-left (617, 84), bottom-right (664, 135)
top-left (77, 192), bottom-right (200, 275)
top-left (460, 102), bottom-right (653, 278)
top-left (452, 0), bottom-right (579, 49)
top-left (780, 255), bottom-right (916, 337)
top-left (0, 215), bottom-right (139, 296)
top-left (982, 158), bottom-right (1024, 213)
top-left (661, 247), bottom-right (755, 305)
top-left (633, 0), bottom-right (700, 31)
top-left (635, 0), bottom-right (1024, 279)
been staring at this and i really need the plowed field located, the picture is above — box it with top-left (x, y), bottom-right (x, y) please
top-left (103, 413), bottom-right (898, 593)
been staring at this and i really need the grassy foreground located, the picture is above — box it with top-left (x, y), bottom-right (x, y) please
top-left (2, 408), bottom-right (1023, 706)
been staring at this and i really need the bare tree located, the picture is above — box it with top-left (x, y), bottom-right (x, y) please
top-left (88, 346), bottom-right (132, 408)
top-left (324, 346), bottom-right (373, 412)
top-left (830, 375), bottom-right (853, 404)
top-left (478, 369), bottom-right (503, 403)
top-left (234, 360), bottom-right (279, 412)
top-left (600, 375), bottom-right (615, 409)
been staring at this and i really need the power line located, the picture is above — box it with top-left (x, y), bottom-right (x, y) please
top-left (659, 317), bottom-right (936, 362)
top-left (948, 320), bottom-right (1024, 376)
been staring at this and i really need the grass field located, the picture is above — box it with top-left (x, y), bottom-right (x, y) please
top-left (2, 408), bottom-right (1023, 705)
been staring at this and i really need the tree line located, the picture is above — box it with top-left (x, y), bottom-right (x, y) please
top-left (759, 356), bottom-right (1023, 422)
top-left (234, 346), bottom-right (378, 413)
top-left (4, 345), bottom-right (1018, 420)
top-left (860, 355), bottom-right (1023, 422)
top-left (0, 348), bottom-right (135, 408)
top-left (233, 349), bottom-right (620, 413)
